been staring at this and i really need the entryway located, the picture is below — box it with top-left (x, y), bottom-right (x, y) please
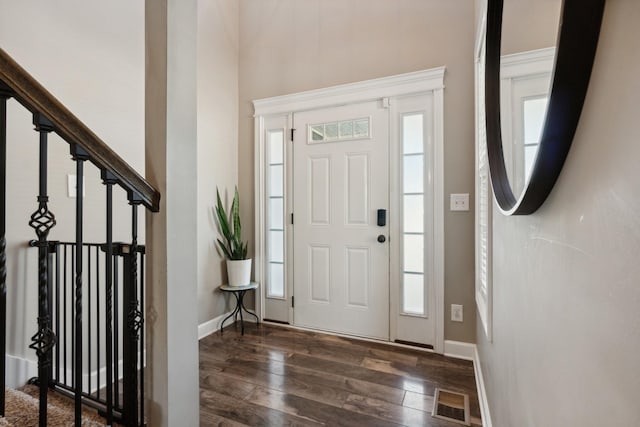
top-left (253, 69), bottom-right (445, 351)
top-left (292, 101), bottom-right (390, 340)
top-left (201, 323), bottom-right (484, 426)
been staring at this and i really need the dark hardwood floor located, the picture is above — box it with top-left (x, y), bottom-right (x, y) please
top-left (199, 323), bottom-right (482, 426)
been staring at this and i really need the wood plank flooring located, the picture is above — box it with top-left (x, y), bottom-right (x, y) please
top-left (199, 323), bottom-right (482, 427)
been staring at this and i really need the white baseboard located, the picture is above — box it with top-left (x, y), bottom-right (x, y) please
top-left (442, 341), bottom-right (493, 427)
top-left (199, 311), bottom-right (230, 340)
top-left (198, 310), bottom-right (258, 340)
top-left (63, 358), bottom-right (129, 394)
top-left (6, 353), bottom-right (143, 395)
top-left (5, 354), bottom-right (37, 388)
top-left (443, 340), bottom-right (476, 361)
top-left (473, 346), bottom-right (493, 427)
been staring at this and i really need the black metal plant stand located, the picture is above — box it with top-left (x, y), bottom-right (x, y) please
top-left (219, 283), bottom-right (259, 335)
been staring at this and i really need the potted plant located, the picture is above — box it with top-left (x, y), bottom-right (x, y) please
top-left (215, 187), bottom-right (251, 287)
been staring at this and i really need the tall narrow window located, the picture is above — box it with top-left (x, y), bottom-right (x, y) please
top-left (267, 129), bottom-right (285, 298)
top-left (476, 18), bottom-right (492, 340)
top-left (522, 96), bottom-right (548, 181)
top-left (477, 124), bottom-right (491, 317)
top-left (401, 113), bottom-right (425, 315)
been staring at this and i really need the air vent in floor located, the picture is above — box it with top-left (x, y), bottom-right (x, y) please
top-left (432, 388), bottom-right (470, 426)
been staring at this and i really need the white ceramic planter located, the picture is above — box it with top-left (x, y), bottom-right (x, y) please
top-left (227, 259), bottom-right (252, 287)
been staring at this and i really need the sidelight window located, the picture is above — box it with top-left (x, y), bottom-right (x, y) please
top-left (401, 113), bottom-right (425, 315)
top-left (266, 129), bottom-right (285, 298)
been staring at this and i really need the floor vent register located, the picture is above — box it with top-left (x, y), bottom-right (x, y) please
top-left (432, 388), bottom-right (471, 426)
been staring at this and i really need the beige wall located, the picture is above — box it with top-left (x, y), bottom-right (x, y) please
top-left (239, 0), bottom-right (477, 342)
top-left (501, 0), bottom-right (561, 55)
top-left (0, 0), bottom-right (144, 373)
top-left (477, 0), bottom-right (640, 425)
top-left (196, 0), bottom-right (240, 323)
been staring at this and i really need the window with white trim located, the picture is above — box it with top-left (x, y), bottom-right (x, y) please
top-left (475, 15), bottom-right (492, 340)
top-left (266, 129), bottom-right (285, 298)
top-left (308, 117), bottom-right (370, 143)
top-left (401, 113), bottom-right (425, 316)
top-left (477, 116), bottom-right (492, 334)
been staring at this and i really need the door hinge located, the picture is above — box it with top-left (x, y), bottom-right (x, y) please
top-left (291, 213), bottom-right (294, 225)
top-left (290, 128), bottom-right (296, 141)
top-left (291, 296), bottom-right (295, 308)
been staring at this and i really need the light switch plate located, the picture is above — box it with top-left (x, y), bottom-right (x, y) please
top-left (67, 174), bottom-right (86, 198)
top-left (450, 193), bottom-right (469, 211)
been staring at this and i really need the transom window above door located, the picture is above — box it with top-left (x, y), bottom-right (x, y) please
top-left (308, 117), bottom-right (370, 143)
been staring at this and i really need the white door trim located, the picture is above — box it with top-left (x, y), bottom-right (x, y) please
top-left (254, 68), bottom-right (445, 117)
top-left (253, 67), bottom-right (446, 353)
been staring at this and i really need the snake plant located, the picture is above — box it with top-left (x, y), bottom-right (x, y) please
top-left (215, 187), bottom-right (249, 260)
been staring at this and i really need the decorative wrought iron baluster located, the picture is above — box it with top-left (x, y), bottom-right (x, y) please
top-left (102, 170), bottom-right (117, 425)
top-left (63, 244), bottom-right (68, 385)
top-left (70, 144), bottom-right (89, 427)
top-left (53, 242), bottom-right (60, 384)
top-left (123, 195), bottom-right (143, 427)
top-left (28, 112), bottom-right (57, 427)
top-left (0, 80), bottom-right (13, 418)
top-left (46, 241), bottom-right (57, 387)
top-left (113, 251), bottom-right (120, 411)
top-left (95, 245), bottom-right (100, 401)
top-left (139, 245), bottom-right (145, 426)
top-left (87, 245), bottom-right (92, 394)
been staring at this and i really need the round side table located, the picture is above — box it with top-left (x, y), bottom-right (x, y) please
top-left (219, 282), bottom-right (259, 335)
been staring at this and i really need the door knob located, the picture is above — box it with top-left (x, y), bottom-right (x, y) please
top-left (377, 234), bottom-right (386, 243)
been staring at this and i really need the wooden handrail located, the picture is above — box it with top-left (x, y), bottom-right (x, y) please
top-left (0, 48), bottom-right (160, 212)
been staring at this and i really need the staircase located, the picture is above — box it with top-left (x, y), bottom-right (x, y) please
top-left (2, 386), bottom-right (105, 426)
top-left (0, 47), bottom-right (159, 427)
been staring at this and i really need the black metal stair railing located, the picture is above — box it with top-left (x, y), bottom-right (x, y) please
top-left (29, 240), bottom-right (146, 425)
top-left (0, 47), bottom-right (159, 427)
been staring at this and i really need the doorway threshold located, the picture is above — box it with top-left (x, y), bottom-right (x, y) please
top-left (261, 320), bottom-right (437, 355)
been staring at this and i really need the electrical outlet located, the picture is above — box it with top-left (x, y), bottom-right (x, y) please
top-left (450, 193), bottom-right (469, 211)
top-left (451, 304), bottom-right (463, 322)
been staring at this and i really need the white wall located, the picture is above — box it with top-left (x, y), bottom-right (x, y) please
top-left (477, 0), bottom-right (640, 425)
top-left (0, 0), bottom-right (144, 371)
top-left (197, 0), bottom-right (240, 324)
top-left (238, 0), bottom-right (477, 341)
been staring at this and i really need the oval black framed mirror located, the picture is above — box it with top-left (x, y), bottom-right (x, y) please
top-left (485, 0), bottom-right (606, 215)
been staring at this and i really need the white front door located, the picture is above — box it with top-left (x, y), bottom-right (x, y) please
top-left (292, 100), bottom-right (389, 340)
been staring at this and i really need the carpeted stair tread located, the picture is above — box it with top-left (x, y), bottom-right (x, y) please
top-left (2, 386), bottom-right (106, 426)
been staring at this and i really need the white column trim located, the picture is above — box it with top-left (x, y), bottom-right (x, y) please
top-left (254, 114), bottom-right (265, 320)
top-left (433, 84), bottom-right (445, 354)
